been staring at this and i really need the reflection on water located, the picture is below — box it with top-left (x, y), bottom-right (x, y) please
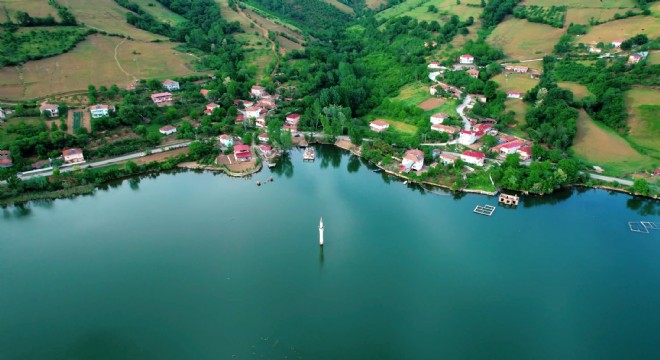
top-left (347, 155), bottom-right (361, 173)
top-left (521, 188), bottom-right (574, 208)
top-left (317, 145), bottom-right (342, 169)
top-left (271, 152), bottom-right (294, 178)
top-left (129, 178), bottom-right (140, 191)
top-left (626, 197), bottom-right (660, 216)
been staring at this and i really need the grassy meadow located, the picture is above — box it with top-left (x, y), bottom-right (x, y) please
top-left (0, 0), bottom-right (58, 22)
top-left (505, 98), bottom-right (528, 126)
top-left (320, 0), bottom-right (354, 14)
top-left (571, 110), bottom-right (657, 176)
top-left (0, 35), bottom-right (197, 100)
top-left (522, 0), bottom-right (636, 7)
top-left (580, 16), bottom-right (660, 44)
top-left (132, 0), bottom-right (187, 24)
top-left (625, 88), bottom-right (660, 161)
top-left (376, 0), bottom-right (483, 22)
top-left (558, 82), bottom-right (592, 101)
top-left (487, 17), bottom-right (565, 60)
top-left (492, 73), bottom-right (539, 93)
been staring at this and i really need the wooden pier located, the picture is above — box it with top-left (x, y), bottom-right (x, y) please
top-left (474, 204), bottom-right (496, 216)
top-left (498, 193), bottom-right (519, 206)
top-left (303, 147), bottom-right (315, 161)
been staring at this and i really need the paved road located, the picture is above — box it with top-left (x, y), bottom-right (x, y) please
top-left (17, 141), bottom-right (192, 180)
top-left (587, 172), bottom-right (633, 186)
top-left (456, 95), bottom-right (472, 130)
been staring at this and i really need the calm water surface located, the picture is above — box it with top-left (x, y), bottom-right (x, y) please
top-left (1, 146), bottom-right (659, 359)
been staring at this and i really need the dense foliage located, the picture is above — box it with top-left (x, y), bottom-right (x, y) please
top-left (244, 0), bottom-right (352, 38)
top-left (48, 0), bottom-right (78, 26)
top-left (512, 5), bottom-right (566, 28)
top-left (480, 0), bottom-right (521, 30)
top-left (0, 28), bottom-right (90, 66)
top-left (113, 0), bottom-right (174, 37)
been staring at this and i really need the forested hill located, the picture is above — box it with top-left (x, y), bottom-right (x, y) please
top-left (243, 0), bottom-right (353, 38)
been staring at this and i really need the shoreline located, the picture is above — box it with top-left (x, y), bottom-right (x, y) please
top-left (1, 143), bottom-right (656, 207)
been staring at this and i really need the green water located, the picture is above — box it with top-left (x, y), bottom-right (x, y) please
top-left (1, 146), bottom-right (659, 359)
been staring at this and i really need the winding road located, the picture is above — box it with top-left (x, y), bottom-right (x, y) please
top-left (429, 71), bottom-right (471, 130)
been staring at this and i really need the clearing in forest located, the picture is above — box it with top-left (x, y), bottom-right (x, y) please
top-left (625, 87), bottom-right (660, 160)
top-left (571, 110), bottom-right (655, 175)
top-left (0, 35), bottom-right (197, 100)
top-left (0, 0), bottom-right (59, 22)
top-left (131, 0), bottom-right (186, 24)
top-left (558, 82), bottom-right (592, 101)
top-left (579, 16), bottom-right (660, 45)
top-left (492, 73), bottom-right (538, 93)
top-left (487, 17), bottom-right (566, 60)
top-left (377, 0), bottom-right (483, 22)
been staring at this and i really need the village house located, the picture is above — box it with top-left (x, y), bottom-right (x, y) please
top-left (159, 125), bottom-right (177, 135)
top-left (431, 124), bottom-right (460, 135)
top-left (234, 99), bottom-right (254, 108)
top-left (428, 62), bottom-right (442, 69)
top-left (458, 130), bottom-right (478, 145)
top-left (235, 114), bottom-right (245, 124)
top-left (257, 98), bottom-right (276, 110)
top-left (505, 65), bottom-right (529, 73)
top-left (255, 116), bottom-right (267, 128)
top-left (507, 91), bottom-right (522, 99)
top-left (611, 40), bottom-right (623, 48)
top-left (89, 104), bottom-right (115, 118)
top-left (0, 106), bottom-right (5, 120)
top-left (233, 144), bottom-right (251, 162)
top-left (258, 133), bottom-right (269, 143)
top-left (162, 79), bottom-right (180, 91)
top-left (62, 148), bottom-right (85, 164)
top-left (286, 113), bottom-right (301, 125)
top-left (40, 104), bottom-right (59, 117)
top-left (653, 168), bottom-right (660, 176)
top-left (218, 134), bottom-right (234, 147)
top-left (466, 69), bottom-right (480, 79)
top-left (461, 150), bottom-right (485, 166)
top-left (472, 123), bottom-right (492, 134)
top-left (589, 46), bottom-right (603, 54)
top-left (529, 69), bottom-right (542, 78)
top-left (251, 85), bottom-right (266, 98)
top-left (259, 145), bottom-right (272, 156)
top-left (200, 89), bottom-right (209, 98)
top-left (470, 94), bottom-right (487, 103)
top-left (440, 152), bottom-right (458, 165)
top-left (430, 113), bottom-right (449, 124)
top-left (370, 119), bottom-right (389, 132)
top-left (628, 53), bottom-right (645, 64)
top-left (517, 146), bottom-right (532, 161)
top-left (0, 150), bottom-right (12, 168)
top-left (151, 92), bottom-right (172, 104)
top-left (204, 103), bottom-right (221, 115)
top-left (429, 84), bottom-right (439, 95)
top-left (401, 149), bottom-right (425, 172)
top-left (459, 54), bottom-right (474, 64)
top-left (244, 105), bottom-right (263, 119)
top-left (492, 139), bottom-right (525, 156)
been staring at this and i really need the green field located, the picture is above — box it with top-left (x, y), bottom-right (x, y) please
top-left (522, 0), bottom-right (635, 7)
top-left (131, 0), bottom-right (187, 24)
top-left (625, 88), bottom-right (660, 161)
top-left (0, 0), bottom-right (59, 22)
top-left (388, 120), bottom-right (418, 134)
top-left (580, 15), bottom-right (660, 45)
top-left (376, 0), bottom-right (483, 22)
top-left (487, 17), bottom-right (566, 60)
top-left (492, 73), bottom-right (539, 93)
top-left (558, 82), bottom-right (592, 101)
top-left (73, 111), bottom-right (83, 130)
top-left (505, 99), bottom-right (528, 126)
top-left (571, 110), bottom-right (657, 176)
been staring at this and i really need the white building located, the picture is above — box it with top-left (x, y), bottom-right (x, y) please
top-left (218, 134), bottom-right (233, 147)
top-left (159, 125), bottom-right (177, 135)
top-left (459, 54), bottom-right (474, 64)
top-left (461, 150), bottom-right (485, 167)
top-left (162, 79), bottom-right (180, 91)
top-left (430, 113), bottom-right (449, 125)
top-left (244, 106), bottom-right (262, 119)
top-left (40, 104), bottom-right (59, 117)
top-left (401, 149), bottom-right (424, 172)
top-left (251, 85), bottom-right (266, 98)
top-left (507, 91), bottom-right (522, 99)
top-left (458, 130), bottom-right (477, 146)
top-left (62, 148), bottom-right (85, 164)
top-left (89, 104), bottom-right (115, 118)
top-left (370, 120), bottom-right (389, 132)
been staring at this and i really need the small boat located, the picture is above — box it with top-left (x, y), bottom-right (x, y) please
top-left (373, 168), bottom-right (382, 172)
top-left (403, 181), bottom-right (408, 185)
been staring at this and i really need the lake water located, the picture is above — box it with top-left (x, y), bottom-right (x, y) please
top-left (2, 146), bottom-right (659, 359)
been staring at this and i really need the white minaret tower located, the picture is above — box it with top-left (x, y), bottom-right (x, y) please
top-left (319, 217), bottom-right (324, 246)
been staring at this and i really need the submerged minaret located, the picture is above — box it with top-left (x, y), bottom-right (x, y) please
top-left (319, 217), bottom-right (324, 246)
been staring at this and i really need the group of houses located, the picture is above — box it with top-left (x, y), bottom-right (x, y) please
top-left (150, 79), bottom-right (179, 106)
top-left (503, 64), bottom-right (542, 78)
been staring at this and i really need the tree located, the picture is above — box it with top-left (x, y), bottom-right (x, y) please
top-left (631, 178), bottom-right (650, 196)
top-left (280, 130), bottom-right (292, 150)
top-left (124, 161), bottom-right (138, 174)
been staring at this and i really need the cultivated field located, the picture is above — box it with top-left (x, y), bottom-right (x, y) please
top-left (131, 0), bottom-right (186, 24)
top-left (571, 110), bottom-right (656, 176)
top-left (240, 7), bottom-right (304, 52)
top-left (394, 82), bottom-right (457, 114)
top-left (0, 35), bottom-right (197, 100)
top-left (522, 0), bottom-right (636, 7)
top-left (492, 73), bottom-right (538, 93)
top-left (365, 0), bottom-right (387, 9)
top-left (558, 82), bottom-right (592, 100)
top-left (59, 0), bottom-right (169, 41)
top-left (625, 87), bottom-right (660, 160)
top-left (418, 98), bottom-right (446, 111)
top-left (488, 17), bottom-right (566, 60)
top-left (67, 109), bottom-right (91, 135)
top-left (579, 16), bottom-right (660, 45)
top-left (0, 0), bottom-right (58, 22)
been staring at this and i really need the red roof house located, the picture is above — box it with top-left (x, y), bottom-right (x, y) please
top-left (233, 144), bottom-right (251, 162)
top-left (461, 150), bottom-right (485, 166)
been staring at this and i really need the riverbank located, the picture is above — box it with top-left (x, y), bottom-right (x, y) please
top-left (177, 161), bottom-right (263, 177)
top-left (0, 185), bottom-right (96, 206)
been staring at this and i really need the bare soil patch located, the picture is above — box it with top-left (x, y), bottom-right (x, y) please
top-left (417, 98), bottom-right (446, 111)
top-left (131, 148), bottom-right (189, 165)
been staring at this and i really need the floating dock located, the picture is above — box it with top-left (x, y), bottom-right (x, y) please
top-left (474, 204), bottom-right (496, 216)
top-left (303, 147), bottom-right (315, 161)
top-left (498, 193), bottom-right (519, 206)
top-left (629, 221), bottom-right (660, 234)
